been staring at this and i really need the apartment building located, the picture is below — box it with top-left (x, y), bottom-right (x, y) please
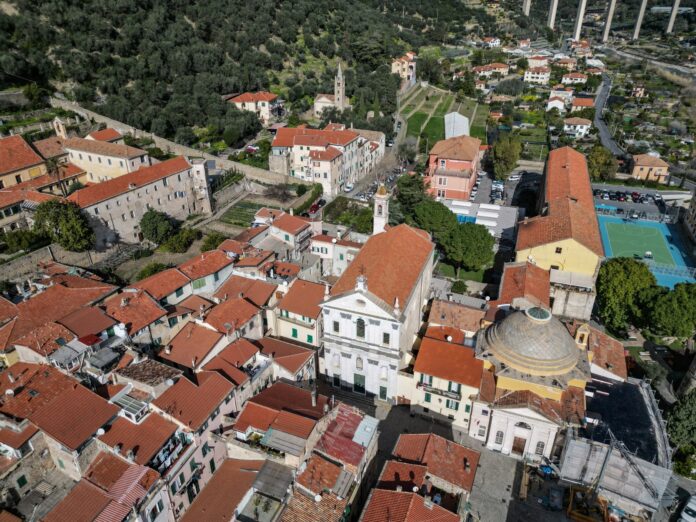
top-left (0, 135), bottom-right (46, 188)
top-left (64, 137), bottom-right (150, 181)
top-left (229, 91), bottom-right (280, 125)
top-left (391, 51), bottom-right (417, 87)
top-left (425, 135), bottom-right (482, 202)
top-left (524, 67), bottom-right (551, 85)
top-left (563, 117), bottom-right (592, 139)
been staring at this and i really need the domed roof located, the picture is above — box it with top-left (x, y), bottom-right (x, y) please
top-left (483, 307), bottom-right (580, 376)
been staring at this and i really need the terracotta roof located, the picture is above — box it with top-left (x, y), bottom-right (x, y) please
top-left (204, 297), bottom-right (260, 334)
top-left (414, 337), bottom-right (483, 389)
top-left (7, 162), bottom-right (84, 193)
top-left (178, 249), bottom-right (234, 280)
top-left (331, 224), bottom-right (433, 309)
top-left (180, 459), bottom-right (265, 522)
top-left (86, 128), bottom-right (123, 142)
top-left (424, 325), bottom-right (466, 344)
top-left (377, 461), bottom-right (428, 491)
top-left (360, 490), bottom-right (459, 522)
top-left (249, 381), bottom-right (328, 420)
top-left (278, 279), bottom-right (325, 319)
top-left (633, 154), bottom-right (669, 168)
top-left (493, 386), bottom-right (585, 425)
top-left (563, 72), bottom-right (587, 79)
top-left (99, 412), bottom-right (178, 465)
top-left (31, 136), bottom-right (66, 159)
top-left (392, 433), bottom-right (480, 492)
top-left (234, 401), bottom-right (281, 433)
top-left (296, 454), bottom-right (343, 495)
top-left (235, 224), bottom-right (269, 243)
top-left (159, 322), bottom-right (223, 369)
top-left (271, 409), bottom-right (317, 438)
top-left (202, 338), bottom-right (258, 385)
top-left (309, 146), bottom-right (342, 161)
top-left (272, 213), bottom-right (310, 235)
top-left (0, 511), bottom-right (21, 522)
top-left (566, 322), bottom-right (627, 380)
top-left (68, 156), bottom-right (190, 208)
top-left (548, 96), bottom-right (566, 104)
top-left (545, 147), bottom-right (594, 208)
top-left (497, 262), bottom-right (550, 307)
top-left (564, 117), bottom-right (592, 125)
top-left (152, 372), bottom-right (233, 430)
top-left (0, 135), bottom-right (44, 176)
top-left (528, 66), bottom-right (550, 73)
top-left (314, 403), bottom-right (373, 468)
top-left (571, 97), bottom-right (595, 107)
top-left (218, 238), bottom-right (247, 255)
top-left (230, 91), bottom-right (277, 103)
top-left (280, 490), bottom-right (348, 522)
top-left (428, 299), bottom-right (485, 334)
top-left (312, 234), bottom-right (362, 249)
top-left (429, 135), bottom-right (482, 161)
top-left (272, 127), bottom-right (358, 148)
top-left (57, 306), bottom-right (118, 337)
top-left (479, 368), bottom-right (496, 402)
top-left (256, 337), bottom-right (314, 375)
top-left (63, 136), bottom-right (144, 159)
top-left (0, 186), bottom-right (55, 210)
top-left (103, 290), bottom-right (167, 336)
top-left (212, 275), bottom-right (276, 307)
top-left (271, 261), bottom-right (301, 278)
top-left (131, 268), bottom-right (190, 300)
top-left (115, 358), bottom-right (181, 387)
top-left (0, 421), bottom-right (39, 450)
top-left (42, 480), bottom-right (112, 522)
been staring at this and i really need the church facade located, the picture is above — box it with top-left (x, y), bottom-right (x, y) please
top-left (314, 64), bottom-right (351, 117)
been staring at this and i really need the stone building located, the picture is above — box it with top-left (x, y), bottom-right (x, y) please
top-left (314, 64), bottom-right (350, 117)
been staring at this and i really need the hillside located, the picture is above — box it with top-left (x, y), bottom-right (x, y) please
top-left (0, 0), bottom-right (497, 146)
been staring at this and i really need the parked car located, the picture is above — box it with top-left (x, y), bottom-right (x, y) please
top-left (344, 183), bottom-right (354, 192)
top-left (246, 145), bottom-right (260, 153)
top-left (679, 495), bottom-right (696, 522)
top-left (317, 199), bottom-right (327, 207)
top-left (386, 140), bottom-right (394, 147)
top-left (508, 174), bottom-right (521, 182)
top-left (593, 189), bottom-right (602, 196)
top-left (309, 203), bottom-right (320, 214)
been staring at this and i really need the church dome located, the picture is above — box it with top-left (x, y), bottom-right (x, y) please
top-left (483, 307), bottom-right (580, 376)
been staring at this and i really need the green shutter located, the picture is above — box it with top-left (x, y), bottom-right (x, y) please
top-left (307, 334), bottom-right (313, 343)
top-left (424, 392), bottom-right (431, 403)
top-left (291, 328), bottom-right (298, 338)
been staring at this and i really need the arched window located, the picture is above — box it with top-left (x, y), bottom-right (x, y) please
top-left (377, 204), bottom-right (383, 216)
top-left (535, 441), bottom-right (545, 455)
top-left (495, 431), bottom-right (504, 445)
top-left (356, 318), bottom-right (365, 338)
top-left (356, 357), bottom-right (363, 371)
top-left (332, 354), bottom-right (340, 368)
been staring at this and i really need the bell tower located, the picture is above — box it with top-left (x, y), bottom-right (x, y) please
top-left (334, 64), bottom-right (345, 111)
top-left (372, 184), bottom-right (389, 235)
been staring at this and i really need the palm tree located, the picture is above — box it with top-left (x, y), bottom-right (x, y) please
top-left (45, 157), bottom-right (67, 197)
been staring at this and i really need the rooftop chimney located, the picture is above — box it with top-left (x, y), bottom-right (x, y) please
top-left (324, 283), bottom-right (330, 301)
top-left (120, 297), bottom-right (129, 307)
top-left (311, 388), bottom-right (317, 408)
top-left (355, 274), bottom-right (367, 293)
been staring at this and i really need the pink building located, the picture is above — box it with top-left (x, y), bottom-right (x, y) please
top-left (425, 135), bottom-right (482, 201)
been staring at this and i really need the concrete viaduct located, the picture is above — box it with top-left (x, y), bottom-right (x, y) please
top-left (521, 0), bottom-right (684, 42)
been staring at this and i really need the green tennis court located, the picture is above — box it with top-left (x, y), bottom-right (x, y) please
top-left (604, 222), bottom-right (674, 265)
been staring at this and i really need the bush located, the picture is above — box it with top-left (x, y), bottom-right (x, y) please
top-left (0, 229), bottom-right (50, 254)
top-left (137, 262), bottom-right (170, 280)
top-left (296, 184), bottom-right (308, 196)
top-left (295, 184), bottom-right (323, 214)
top-left (451, 280), bottom-right (468, 294)
top-left (131, 248), bottom-right (153, 260)
top-left (162, 228), bottom-right (202, 253)
top-left (140, 210), bottom-right (176, 244)
top-left (201, 232), bottom-right (228, 252)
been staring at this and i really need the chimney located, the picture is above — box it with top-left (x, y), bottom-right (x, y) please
top-left (165, 346), bottom-right (172, 354)
top-left (311, 388), bottom-right (317, 408)
top-left (7, 372), bottom-right (14, 384)
top-left (114, 443), bottom-right (122, 454)
top-left (323, 283), bottom-right (330, 301)
top-left (120, 297), bottom-right (129, 307)
top-left (396, 485), bottom-right (403, 492)
top-left (290, 208), bottom-right (294, 216)
top-left (223, 293), bottom-right (228, 302)
top-left (394, 297), bottom-right (400, 315)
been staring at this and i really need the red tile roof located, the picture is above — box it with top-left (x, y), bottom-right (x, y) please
top-left (180, 459), bottom-right (264, 522)
top-left (57, 306), bottom-right (118, 338)
top-left (496, 262), bottom-right (550, 307)
top-left (312, 234), bottom-right (362, 249)
top-left (392, 433), bottom-right (480, 492)
top-left (0, 421), bottom-right (39, 450)
top-left (256, 337), bottom-right (314, 375)
top-left (178, 249), bottom-right (234, 280)
top-left (202, 338), bottom-right (258, 385)
top-left (314, 403), bottom-right (372, 468)
top-left (296, 454), bottom-right (343, 495)
top-left (218, 238), bottom-right (247, 255)
top-left (0, 135), bottom-right (44, 176)
top-left (152, 372), bottom-right (233, 430)
top-left (429, 135), bottom-right (481, 161)
top-left (377, 461), bottom-right (428, 491)
top-left (278, 279), bottom-right (325, 318)
top-left (564, 117), bottom-right (592, 125)
top-left (633, 153), bottom-right (669, 168)
top-left (235, 224), bottom-right (269, 243)
top-left (99, 412), bottom-right (178, 465)
top-left (68, 156), bottom-right (190, 208)
top-left (280, 489), bottom-right (348, 522)
top-left (309, 146), bottom-right (342, 162)
top-left (42, 480), bottom-right (112, 522)
top-left (131, 268), bottom-right (190, 300)
top-left (414, 337), bottom-right (483, 390)
top-left (249, 381), bottom-right (328, 420)
top-left (31, 136), bottom-right (66, 159)
top-left (428, 299), bottom-right (485, 334)
top-left (360, 490), bottom-right (459, 522)
top-left (103, 290), bottom-right (167, 335)
top-left (86, 128), bottom-right (123, 142)
top-left (230, 91), bottom-right (278, 103)
top-left (212, 275), bottom-right (276, 307)
top-left (7, 162), bottom-right (84, 193)
top-left (204, 297), bottom-right (260, 334)
top-left (63, 136), bottom-right (144, 159)
top-left (493, 386), bottom-right (585, 425)
top-left (159, 322), bottom-right (223, 369)
top-left (572, 97), bottom-right (595, 107)
top-left (566, 322), bottom-right (627, 380)
top-left (234, 402), bottom-right (281, 433)
top-left (331, 224), bottom-right (433, 309)
top-left (272, 213), bottom-right (310, 235)
top-left (272, 127), bottom-right (358, 148)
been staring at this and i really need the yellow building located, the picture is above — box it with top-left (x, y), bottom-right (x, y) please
top-left (631, 154), bottom-right (669, 184)
top-left (0, 135), bottom-right (46, 188)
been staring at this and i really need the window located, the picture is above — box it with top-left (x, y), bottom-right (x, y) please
top-left (465, 403), bottom-right (471, 413)
top-left (339, 253), bottom-right (344, 261)
top-left (419, 373), bottom-right (433, 386)
top-left (424, 392), bottom-right (431, 403)
top-left (168, 317), bottom-right (179, 328)
top-left (446, 399), bottom-right (459, 411)
top-left (333, 321), bottom-right (339, 333)
top-left (291, 328), bottom-right (298, 339)
top-left (175, 288), bottom-right (184, 297)
top-left (355, 357), bottom-right (363, 370)
top-left (356, 318), bottom-right (365, 338)
top-left (192, 278), bottom-right (206, 290)
top-left (478, 426), bottom-right (486, 437)
top-left (535, 441), bottom-right (545, 455)
top-left (58, 459), bottom-right (65, 469)
top-left (439, 177), bottom-right (447, 186)
top-left (448, 381), bottom-right (461, 394)
top-left (307, 334), bottom-right (313, 343)
top-left (190, 460), bottom-right (198, 472)
top-left (284, 233), bottom-right (290, 241)
top-left (94, 207), bottom-right (99, 215)
top-left (213, 272), bottom-right (219, 282)
top-left (383, 332), bottom-right (390, 345)
top-left (16, 475), bottom-right (27, 488)
top-left (495, 431), bottom-right (504, 444)
top-left (555, 247), bottom-right (563, 254)
top-left (201, 443), bottom-right (211, 457)
top-left (209, 459), bottom-right (216, 474)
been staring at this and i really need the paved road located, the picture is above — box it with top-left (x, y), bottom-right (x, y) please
top-left (594, 73), bottom-right (625, 157)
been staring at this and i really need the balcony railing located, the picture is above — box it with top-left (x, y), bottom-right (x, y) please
top-left (417, 382), bottom-right (461, 400)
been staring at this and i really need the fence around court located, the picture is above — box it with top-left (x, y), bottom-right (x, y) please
top-left (644, 260), bottom-right (696, 279)
top-left (594, 206), bottom-right (678, 225)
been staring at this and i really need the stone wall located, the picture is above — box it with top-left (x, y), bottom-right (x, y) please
top-left (49, 98), bottom-right (310, 186)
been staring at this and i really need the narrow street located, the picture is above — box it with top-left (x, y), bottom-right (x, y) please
top-left (594, 73), bottom-right (625, 157)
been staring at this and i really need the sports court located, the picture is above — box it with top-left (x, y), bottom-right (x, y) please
top-left (597, 215), bottom-right (695, 288)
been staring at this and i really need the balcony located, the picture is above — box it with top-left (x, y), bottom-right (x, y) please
top-left (417, 382), bottom-right (461, 401)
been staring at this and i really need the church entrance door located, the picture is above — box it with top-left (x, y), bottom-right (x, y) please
top-left (512, 437), bottom-right (527, 456)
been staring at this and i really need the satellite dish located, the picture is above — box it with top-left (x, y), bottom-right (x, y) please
top-left (314, 494), bottom-right (322, 503)
top-left (96, 428), bottom-right (105, 436)
top-left (412, 486), bottom-right (419, 493)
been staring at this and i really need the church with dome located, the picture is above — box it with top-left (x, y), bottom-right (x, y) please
top-left (467, 305), bottom-right (604, 461)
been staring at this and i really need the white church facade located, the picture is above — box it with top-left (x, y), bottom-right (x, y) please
top-left (314, 64), bottom-right (351, 117)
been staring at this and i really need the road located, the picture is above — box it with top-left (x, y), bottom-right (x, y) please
top-left (594, 73), bottom-right (625, 157)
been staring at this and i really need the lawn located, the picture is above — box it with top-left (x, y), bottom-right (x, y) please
top-left (456, 98), bottom-right (478, 120)
top-left (421, 92), bottom-right (444, 111)
top-left (220, 200), bottom-right (269, 227)
top-left (422, 116), bottom-right (445, 145)
top-left (432, 95), bottom-right (454, 117)
top-left (436, 262), bottom-right (485, 282)
top-left (402, 89), bottom-right (427, 116)
top-left (473, 104), bottom-right (490, 127)
top-left (407, 112), bottom-right (429, 137)
top-left (470, 125), bottom-right (487, 143)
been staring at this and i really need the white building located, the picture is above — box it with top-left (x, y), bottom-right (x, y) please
top-left (64, 137), bottom-right (150, 182)
top-left (229, 91), bottom-right (280, 126)
top-left (314, 64), bottom-right (350, 117)
top-left (444, 112), bottom-right (471, 139)
top-left (546, 96), bottom-right (567, 113)
top-left (391, 52), bottom-right (417, 88)
top-left (563, 117), bottom-right (592, 139)
top-left (562, 72), bottom-right (588, 85)
top-left (320, 222), bottom-right (434, 402)
top-left (528, 56), bottom-right (549, 68)
top-left (524, 67), bottom-right (551, 85)
top-left (310, 234), bottom-right (362, 277)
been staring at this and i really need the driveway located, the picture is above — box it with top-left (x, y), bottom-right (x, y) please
top-left (594, 73), bottom-right (625, 157)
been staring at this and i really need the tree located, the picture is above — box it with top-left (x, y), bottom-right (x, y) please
top-left (648, 283), bottom-right (696, 337)
top-left (491, 135), bottom-right (521, 179)
top-left (201, 231), bottom-right (228, 252)
top-left (442, 222), bottom-right (494, 274)
top-left (33, 200), bottom-right (94, 252)
top-left (395, 174), bottom-right (426, 217)
top-left (398, 138), bottom-right (417, 164)
top-left (516, 57), bottom-right (528, 70)
top-left (451, 280), bottom-right (468, 294)
top-left (668, 389), bottom-right (696, 449)
top-left (587, 145), bottom-right (618, 181)
top-left (596, 258), bottom-right (656, 333)
top-left (413, 200), bottom-right (458, 244)
top-left (140, 210), bottom-right (175, 245)
top-left (137, 262), bottom-right (170, 281)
